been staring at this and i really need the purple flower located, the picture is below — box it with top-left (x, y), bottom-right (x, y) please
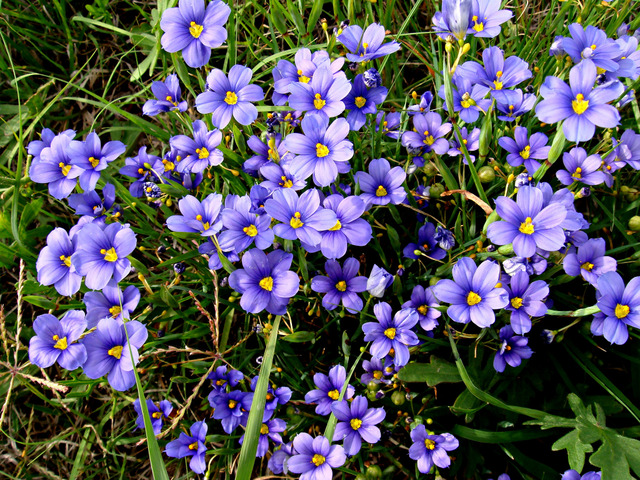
top-left (363, 68), bottom-right (382, 88)
top-left (366, 265), bottom-right (394, 298)
top-left (403, 221), bottom-right (447, 260)
top-left (432, 257), bottom-right (509, 328)
top-left (401, 112), bottom-right (452, 155)
top-left (244, 133), bottom-right (289, 173)
top-left (264, 188), bottom-right (337, 246)
top-left (72, 223), bottom-right (137, 290)
top-left (458, 47), bottom-right (531, 92)
top-left (494, 89), bottom-right (536, 122)
top-left (557, 147), bottom-right (607, 186)
top-left (343, 74), bottom-right (388, 131)
top-left (196, 65), bottom-right (264, 128)
top-left (165, 420), bottom-right (208, 474)
top-left (171, 120), bottom-right (224, 174)
top-left (134, 399), bottom-right (173, 434)
top-left (360, 357), bottom-right (393, 385)
top-left (68, 183), bottom-right (116, 218)
top-left (218, 195), bottom-right (274, 253)
top-left (562, 470), bottom-right (601, 480)
top-left (493, 325), bottom-right (533, 372)
top-left (28, 128), bottom-right (75, 166)
top-left (211, 390), bottom-right (251, 433)
top-left (536, 60), bottom-right (622, 143)
top-left (319, 194), bottom-right (372, 259)
top-left (259, 158), bottom-right (306, 192)
top-left (432, 0), bottom-right (472, 40)
top-left (469, 0), bottom-right (513, 38)
top-left (82, 318), bottom-right (148, 391)
top-left (268, 442), bottom-right (295, 474)
top-left (166, 193), bottom-right (223, 236)
top-left (402, 285), bottom-right (441, 332)
top-left (447, 126), bottom-right (480, 163)
top-left (356, 158), bottom-right (407, 207)
top-left (408, 425), bottom-right (459, 474)
top-left (504, 271), bottom-right (549, 334)
top-left (160, 0), bottom-right (230, 68)
top-left (208, 365), bottom-right (244, 392)
top-left (288, 434), bottom-right (346, 480)
top-left (29, 133), bottom-right (83, 199)
top-left (498, 127), bottom-right (550, 174)
top-left (284, 115), bottom-right (353, 187)
top-left (595, 271), bottom-right (640, 345)
top-left (563, 238), bottom-right (617, 286)
top-left (487, 185), bottom-right (567, 258)
top-left (304, 365), bottom-right (355, 415)
top-left (239, 417), bottom-right (286, 457)
top-left (246, 375), bottom-right (292, 416)
top-left (376, 111), bottom-right (401, 139)
top-left (610, 129), bottom-right (640, 170)
top-left (143, 74), bottom-right (188, 116)
top-left (36, 227), bottom-right (82, 297)
top-left (28, 311), bottom-right (87, 370)
top-left (84, 282), bottom-right (140, 329)
top-left (67, 132), bottom-right (126, 191)
top-left (562, 24), bottom-right (620, 73)
top-left (363, 302), bottom-right (419, 367)
top-left (332, 396), bottom-right (385, 455)
top-left (228, 249), bottom-right (299, 314)
top-left (408, 91), bottom-right (434, 116)
top-left (311, 258), bottom-right (368, 313)
top-left (438, 74), bottom-right (491, 124)
top-left (288, 66), bottom-right (351, 121)
top-left (550, 35), bottom-right (565, 57)
top-left (119, 147), bottom-right (163, 197)
top-left (336, 23), bottom-right (401, 62)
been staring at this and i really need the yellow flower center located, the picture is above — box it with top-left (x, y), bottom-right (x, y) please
top-left (472, 15), bottom-right (484, 32)
top-left (59, 162), bottom-right (72, 176)
top-left (189, 21), bottom-right (203, 38)
top-left (615, 304), bottom-right (630, 319)
top-left (425, 438), bottom-right (436, 450)
top-left (297, 70), bottom-right (311, 83)
top-left (335, 280), bottom-right (347, 292)
top-left (417, 305), bottom-right (428, 315)
top-left (313, 93), bottom-right (326, 110)
top-left (355, 96), bottom-right (367, 108)
top-left (243, 225), bottom-right (258, 237)
top-left (350, 418), bottom-right (363, 430)
top-left (422, 130), bottom-right (435, 145)
top-left (52, 335), bottom-right (68, 350)
top-left (376, 185), bottom-right (387, 197)
top-left (188, 441), bottom-right (199, 450)
top-left (228, 400), bottom-right (237, 409)
top-left (466, 292), bottom-right (482, 306)
top-left (152, 411), bottom-right (163, 419)
top-left (311, 454), bottom-right (326, 466)
top-left (165, 95), bottom-right (178, 107)
top-left (384, 327), bottom-right (396, 339)
top-left (59, 255), bottom-right (72, 267)
top-left (259, 276), bottom-right (274, 292)
top-left (88, 156), bottom-right (100, 168)
top-left (290, 212), bottom-right (304, 229)
top-left (100, 247), bottom-right (118, 262)
top-left (109, 305), bottom-right (122, 318)
top-left (591, 44), bottom-right (597, 50)
top-left (573, 167), bottom-right (582, 179)
top-left (520, 145), bottom-right (531, 159)
top-left (224, 91), bottom-right (238, 105)
top-left (373, 370), bottom-right (383, 380)
top-left (460, 97), bottom-right (475, 109)
top-left (196, 147), bottom-right (210, 159)
top-left (572, 93), bottom-right (589, 115)
top-left (108, 345), bottom-right (123, 359)
top-left (493, 80), bottom-right (503, 90)
top-left (329, 220), bottom-right (342, 231)
top-left (511, 297), bottom-right (523, 309)
top-left (279, 176), bottom-right (293, 188)
top-left (519, 217), bottom-right (535, 235)
top-left (260, 423), bottom-right (269, 435)
top-left (581, 262), bottom-right (594, 271)
top-left (162, 159), bottom-right (175, 171)
top-left (316, 143), bottom-right (330, 158)
top-left (327, 389), bottom-right (340, 400)
top-left (216, 379), bottom-right (227, 386)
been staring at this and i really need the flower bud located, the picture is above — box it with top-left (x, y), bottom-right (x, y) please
top-left (391, 390), bottom-right (406, 406)
top-left (430, 183), bottom-right (445, 198)
top-left (478, 166), bottom-right (495, 183)
top-left (443, 0), bottom-right (472, 40)
top-left (629, 215), bottom-right (640, 231)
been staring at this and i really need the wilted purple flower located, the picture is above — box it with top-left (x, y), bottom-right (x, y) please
top-left (504, 271), bottom-right (549, 334)
top-left (259, 158), bottom-right (306, 192)
top-left (268, 442), bottom-right (295, 474)
top-left (119, 147), bottom-right (163, 198)
top-left (170, 120), bottom-right (224, 174)
top-left (211, 390), bottom-right (251, 433)
top-left (408, 425), bottom-right (459, 474)
top-left (134, 399), bottom-right (173, 434)
top-left (28, 311), bottom-right (87, 370)
top-left (166, 193), bottom-right (223, 236)
top-left (218, 195), bottom-right (273, 253)
top-left (469, 0), bottom-right (513, 38)
top-left (493, 89), bottom-right (536, 122)
top-left (288, 66), bottom-right (351, 121)
top-left (196, 65), bottom-right (264, 128)
top-left (447, 126), bottom-right (480, 163)
top-left (311, 258), bottom-right (368, 313)
top-left (403, 221), bottom-right (446, 260)
top-left (305, 365), bottom-right (355, 415)
top-left (432, 0), bottom-right (472, 40)
top-left (85, 282), bottom-right (140, 329)
top-left (498, 127), bottom-right (551, 174)
top-left (29, 133), bottom-right (83, 199)
top-left (557, 147), bottom-right (607, 186)
top-left (332, 396), bottom-right (385, 455)
top-left (319, 194), bottom-right (372, 259)
top-left (366, 264), bottom-right (394, 298)
top-left (36, 227), bottom-right (82, 297)
top-left (288, 434), bottom-right (346, 480)
top-left (457, 47), bottom-right (531, 92)
top-left (432, 257), bottom-right (508, 328)
top-left (160, 0), bottom-right (230, 68)
top-left (336, 23), bottom-right (401, 62)
top-left (503, 255), bottom-right (548, 277)
top-left (549, 35), bottom-right (565, 57)
top-left (343, 74), bottom-right (388, 131)
top-left (143, 74), bottom-right (188, 116)
top-left (363, 302), bottom-right (419, 367)
top-left (356, 158), bottom-right (407, 207)
top-left (536, 60), bottom-right (622, 143)
top-left (435, 225), bottom-right (456, 251)
top-left (563, 238), bottom-right (617, 286)
top-left (82, 318), bottom-right (147, 391)
top-left (208, 365), bottom-right (244, 392)
top-left (493, 325), bottom-right (533, 372)
top-left (402, 112), bottom-right (451, 155)
top-left (165, 420), bottom-right (208, 474)
top-left (363, 68), bottom-right (382, 88)
top-left (402, 285), bottom-right (441, 331)
top-left (67, 132), bottom-right (126, 191)
top-left (72, 223), bottom-right (136, 290)
top-left (595, 271), bottom-right (640, 344)
top-left (487, 186), bottom-right (567, 258)
top-left (284, 115), bottom-right (353, 187)
top-left (228, 249), bottom-right (299, 314)
top-left (239, 417), bottom-right (286, 457)
top-left (438, 74), bottom-right (491, 124)
top-left (562, 24), bottom-right (620, 72)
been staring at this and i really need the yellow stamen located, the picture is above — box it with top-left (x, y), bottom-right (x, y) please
top-left (152, 411), bottom-right (163, 419)
top-left (329, 220), bottom-right (342, 231)
top-left (581, 262), bottom-right (594, 271)
top-left (615, 304), bottom-right (630, 319)
top-left (373, 370), bottom-right (383, 380)
top-left (88, 156), bottom-right (100, 168)
top-left (327, 389), bottom-right (340, 400)
top-left (59, 163), bottom-right (72, 177)
top-left (384, 327), bottom-right (396, 339)
top-left (572, 93), bottom-right (589, 115)
top-left (197, 147), bottom-right (210, 159)
top-left (228, 400), bottom-right (237, 409)
top-left (259, 276), bottom-right (274, 291)
top-left (243, 225), bottom-right (258, 237)
top-left (260, 424), bottom-right (269, 435)
top-left (316, 143), bottom-right (330, 158)
top-left (224, 91), bottom-right (238, 105)
top-left (355, 96), bottom-right (367, 108)
top-left (511, 297), bottom-right (523, 309)
top-left (425, 439), bottom-right (436, 450)
top-left (189, 21), bottom-right (203, 38)
top-left (279, 176), bottom-right (293, 188)
top-left (335, 280), bottom-right (347, 292)
top-left (376, 185), bottom-right (387, 197)
top-left (520, 145), bottom-right (531, 160)
top-left (101, 247), bottom-right (118, 262)
top-left (417, 305), bottom-right (428, 316)
top-left (573, 167), bottom-right (582, 179)
top-left (313, 93), bottom-right (326, 110)
top-left (297, 69), bottom-right (311, 83)
top-left (350, 418), bottom-right (363, 430)
top-left (188, 441), bottom-right (199, 450)
top-left (312, 454), bottom-right (326, 466)
top-left (519, 217), bottom-right (535, 235)
top-left (53, 335), bottom-right (68, 350)
top-left (108, 345), bottom-right (123, 359)
top-left (466, 292), bottom-right (482, 306)
top-left (290, 212), bottom-right (304, 229)
top-left (109, 305), bottom-right (122, 318)
top-left (59, 255), bottom-right (72, 267)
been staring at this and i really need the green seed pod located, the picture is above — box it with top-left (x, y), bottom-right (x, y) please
top-left (423, 162), bottom-right (438, 176)
top-left (478, 166), bottom-right (495, 183)
top-left (629, 216), bottom-right (640, 231)
top-left (366, 390), bottom-right (378, 402)
top-left (391, 390), bottom-right (406, 406)
top-left (367, 381), bottom-right (381, 392)
top-left (365, 465), bottom-right (383, 480)
top-left (430, 183), bottom-right (445, 198)
top-left (429, 276), bottom-right (441, 286)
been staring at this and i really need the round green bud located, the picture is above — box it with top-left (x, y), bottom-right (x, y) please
top-left (428, 276), bottom-right (441, 286)
top-left (423, 162), bottom-right (438, 177)
top-left (286, 406), bottom-right (296, 416)
top-left (355, 475), bottom-right (367, 480)
top-left (629, 216), bottom-right (640, 231)
top-left (426, 417), bottom-right (433, 425)
top-left (478, 166), bottom-right (495, 183)
top-left (365, 465), bottom-right (383, 480)
top-left (367, 381), bottom-right (381, 392)
top-left (391, 390), bottom-right (406, 406)
top-left (430, 183), bottom-right (445, 198)
top-left (366, 390), bottom-right (378, 402)
top-left (413, 415), bottom-right (424, 425)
